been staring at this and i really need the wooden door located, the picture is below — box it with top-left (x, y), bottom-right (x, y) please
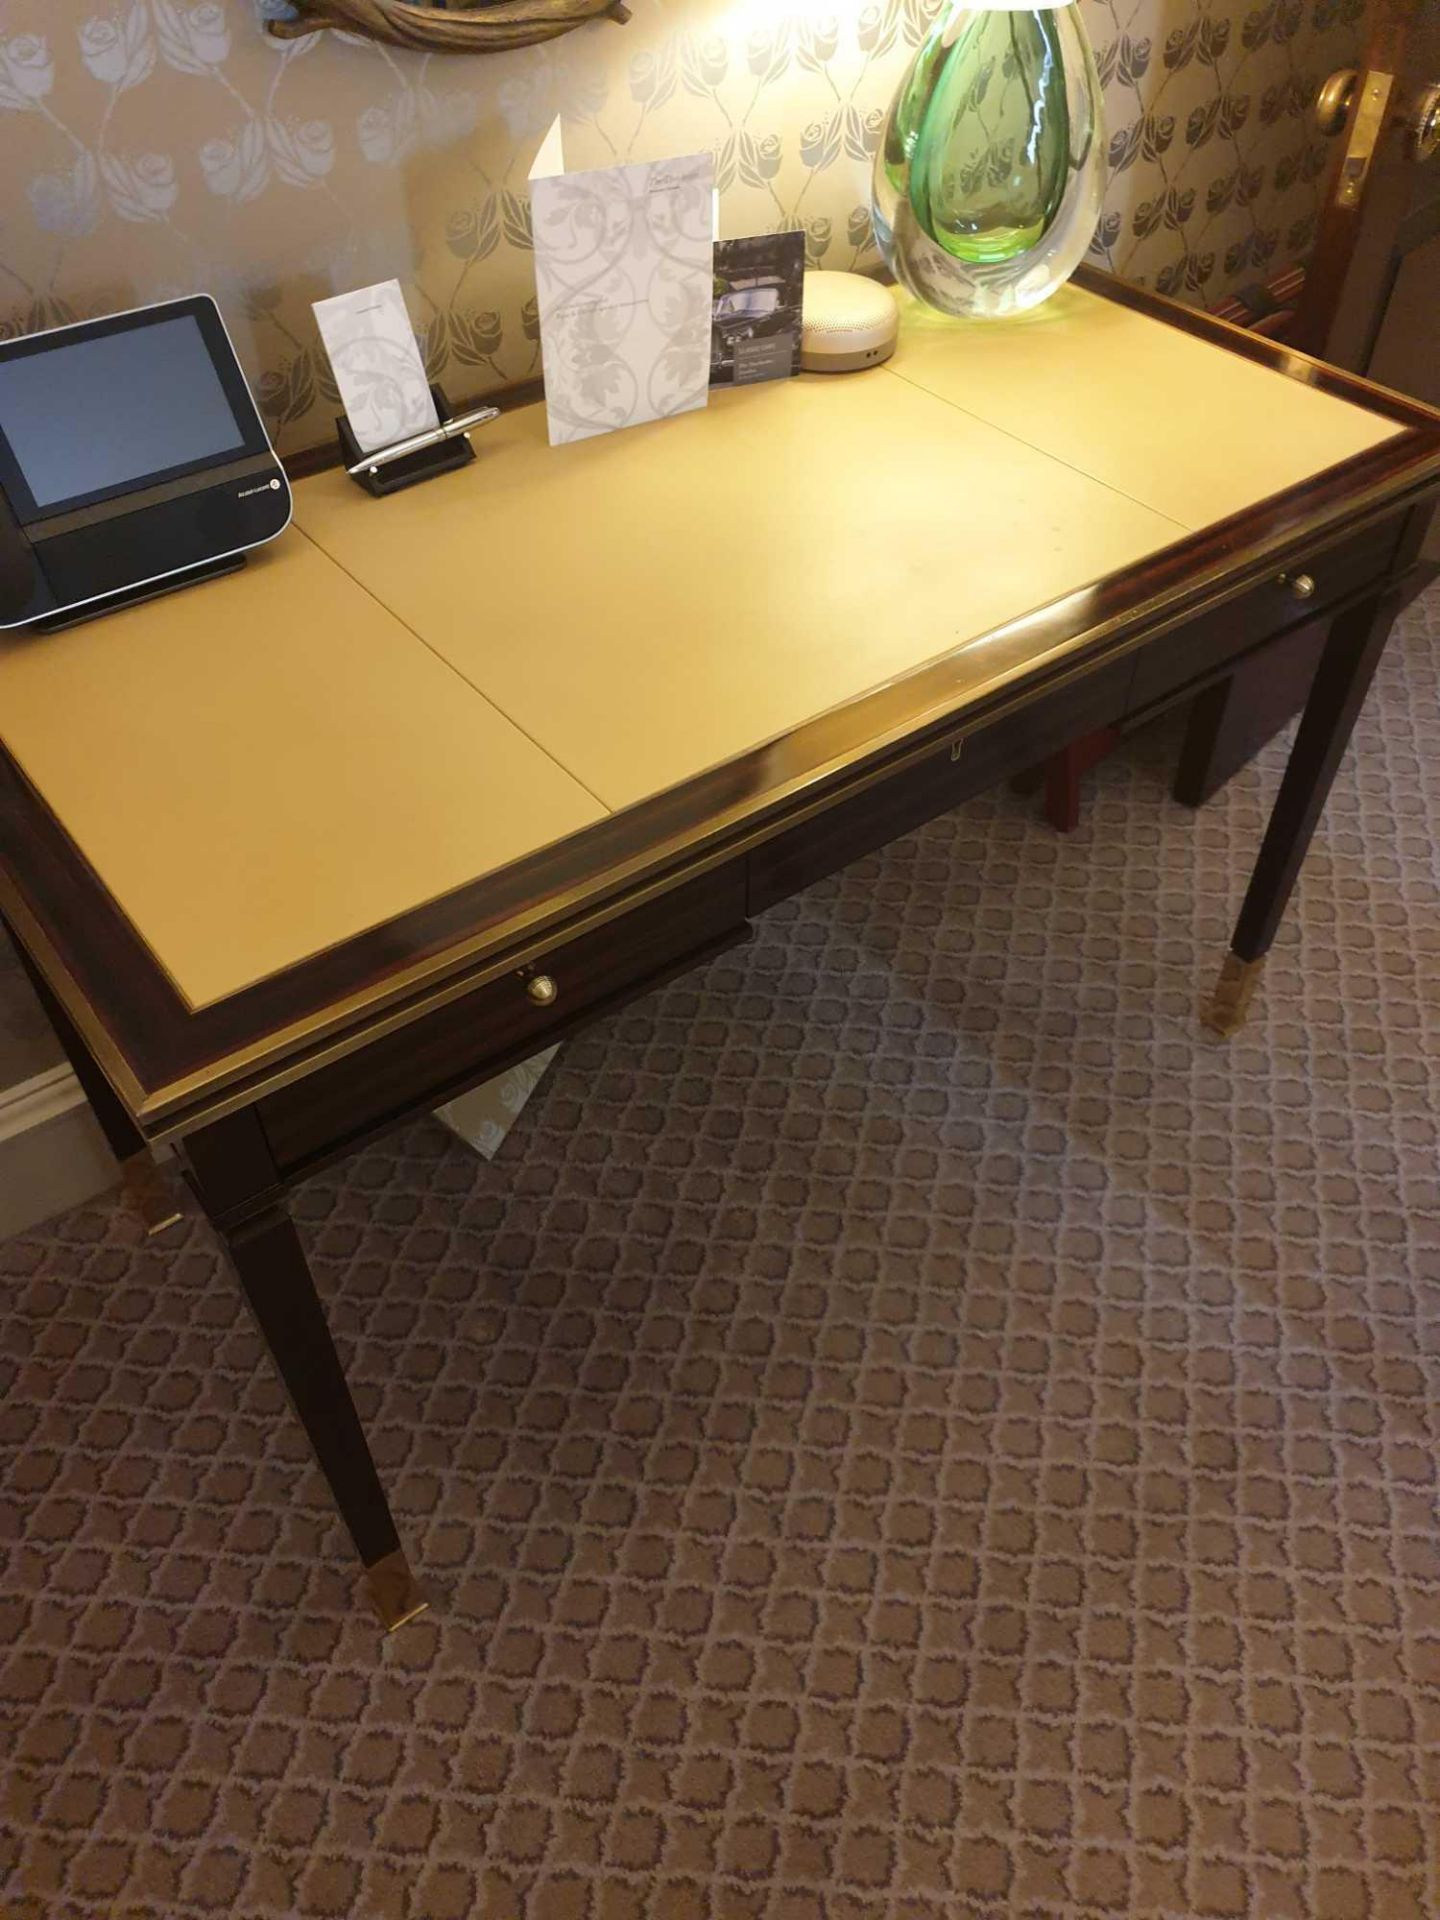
top-left (1168, 2), bottom-right (1436, 815)
top-left (1292, 0), bottom-right (1440, 401)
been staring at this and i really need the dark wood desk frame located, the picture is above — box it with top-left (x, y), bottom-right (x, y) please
top-left (4, 273), bottom-right (1439, 1628)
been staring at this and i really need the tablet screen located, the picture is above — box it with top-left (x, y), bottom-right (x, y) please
top-left (0, 312), bottom-right (249, 516)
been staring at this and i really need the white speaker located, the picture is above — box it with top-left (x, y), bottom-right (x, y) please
top-left (800, 271), bottom-right (900, 374)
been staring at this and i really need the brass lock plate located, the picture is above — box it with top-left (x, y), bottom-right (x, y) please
top-left (1336, 70), bottom-right (1394, 208)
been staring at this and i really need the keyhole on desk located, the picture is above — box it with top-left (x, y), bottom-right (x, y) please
top-left (950, 738), bottom-right (965, 764)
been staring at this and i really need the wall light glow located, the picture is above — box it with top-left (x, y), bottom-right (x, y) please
top-left (718, 1), bottom-right (877, 33)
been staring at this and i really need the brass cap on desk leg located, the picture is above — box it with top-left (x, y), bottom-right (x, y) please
top-left (365, 1549), bottom-right (430, 1632)
top-left (120, 1153), bottom-right (186, 1237)
top-left (1203, 954), bottom-right (1265, 1039)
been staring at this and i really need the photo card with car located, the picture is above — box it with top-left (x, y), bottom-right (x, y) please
top-left (711, 232), bottom-right (805, 388)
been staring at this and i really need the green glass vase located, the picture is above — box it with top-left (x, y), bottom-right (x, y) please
top-left (873, 1), bottom-right (1105, 318)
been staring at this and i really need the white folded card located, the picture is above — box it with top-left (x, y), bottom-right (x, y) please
top-left (529, 122), bottom-right (714, 447)
top-left (312, 279), bottom-right (439, 456)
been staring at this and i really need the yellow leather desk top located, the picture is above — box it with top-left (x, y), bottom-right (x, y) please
top-left (886, 286), bottom-right (1395, 529)
top-left (293, 362), bottom-right (1187, 812)
top-left (0, 286), bottom-right (1402, 1010)
top-left (0, 536), bottom-right (603, 1008)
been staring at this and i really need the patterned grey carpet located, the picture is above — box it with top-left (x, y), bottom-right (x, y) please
top-left (3, 586), bottom-right (1438, 1919)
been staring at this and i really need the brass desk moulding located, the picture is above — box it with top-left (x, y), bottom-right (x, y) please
top-left (267, 0), bottom-right (630, 55)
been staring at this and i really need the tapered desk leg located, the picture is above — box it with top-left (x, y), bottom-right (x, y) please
top-left (4, 923), bottom-right (183, 1234)
top-left (183, 1115), bottom-right (427, 1630)
top-left (1204, 575), bottom-right (1408, 1038)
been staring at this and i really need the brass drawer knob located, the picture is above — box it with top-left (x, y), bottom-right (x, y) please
top-left (1285, 572), bottom-right (1317, 601)
top-left (526, 973), bottom-right (559, 1008)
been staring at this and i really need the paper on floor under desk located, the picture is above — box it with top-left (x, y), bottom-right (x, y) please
top-left (435, 1049), bottom-right (559, 1161)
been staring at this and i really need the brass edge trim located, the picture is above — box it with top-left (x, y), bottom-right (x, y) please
top-left (137, 848), bottom-right (748, 1137)
top-left (16, 448), bottom-right (1440, 1138)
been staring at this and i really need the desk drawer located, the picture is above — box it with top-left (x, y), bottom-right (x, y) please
top-left (1126, 518), bottom-right (1400, 717)
top-left (750, 654), bottom-right (1133, 912)
top-left (259, 866), bottom-right (748, 1174)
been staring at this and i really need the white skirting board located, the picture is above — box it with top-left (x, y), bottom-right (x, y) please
top-left (0, 1047), bottom-right (557, 1243)
top-left (0, 1065), bottom-right (119, 1240)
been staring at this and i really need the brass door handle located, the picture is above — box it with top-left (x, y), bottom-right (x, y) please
top-left (1410, 83), bottom-right (1440, 163)
top-left (1314, 67), bottom-right (1359, 135)
top-left (526, 973), bottom-right (559, 1007)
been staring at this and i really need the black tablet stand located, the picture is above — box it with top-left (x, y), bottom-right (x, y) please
top-left (337, 385), bottom-right (476, 498)
top-left (32, 554), bottom-right (247, 635)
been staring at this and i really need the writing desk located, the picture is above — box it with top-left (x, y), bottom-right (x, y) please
top-left (3, 272), bottom-right (1438, 1628)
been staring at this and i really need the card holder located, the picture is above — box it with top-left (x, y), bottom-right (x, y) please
top-left (337, 385), bottom-right (476, 499)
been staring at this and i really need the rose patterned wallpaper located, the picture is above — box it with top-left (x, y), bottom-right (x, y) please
top-left (0, 0), bottom-right (1364, 456)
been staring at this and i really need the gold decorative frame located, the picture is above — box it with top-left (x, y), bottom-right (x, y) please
top-left (266, 0), bottom-right (630, 55)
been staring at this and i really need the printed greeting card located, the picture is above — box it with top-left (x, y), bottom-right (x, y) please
top-left (530, 125), bottom-right (714, 447)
